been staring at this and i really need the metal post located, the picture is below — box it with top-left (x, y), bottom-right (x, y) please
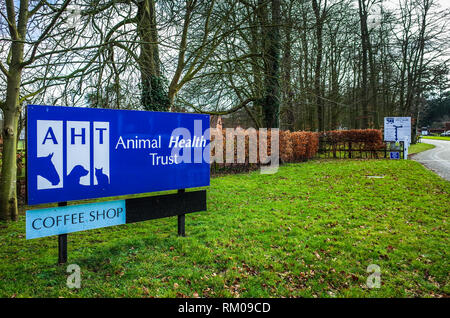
top-left (178, 189), bottom-right (186, 237)
top-left (58, 202), bottom-right (68, 264)
top-left (402, 141), bottom-right (406, 159)
top-left (58, 234), bottom-right (67, 264)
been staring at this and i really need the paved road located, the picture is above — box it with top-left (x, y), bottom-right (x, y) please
top-left (412, 139), bottom-right (450, 181)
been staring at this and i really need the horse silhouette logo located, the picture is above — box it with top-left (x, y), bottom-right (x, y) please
top-left (36, 153), bottom-right (60, 186)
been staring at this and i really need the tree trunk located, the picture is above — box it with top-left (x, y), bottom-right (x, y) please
top-left (358, 0), bottom-right (370, 129)
top-left (261, 0), bottom-right (281, 128)
top-left (281, 12), bottom-right (294, 130)
top-left (330, 55), bottom-right (340, 130)
top-left (299, 9), bottom-right (311, 130)
top-left (368, 46), bottom-right (379, 128)
top-left (137, 0), bottom-right (169, 111)
top-left (0, 44), bottom-right (24, 221)
top-left (312, 0), bottom-right (325, 131)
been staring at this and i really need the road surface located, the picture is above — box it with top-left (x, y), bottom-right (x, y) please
top-left (412, 138), bottom-right (450, 182)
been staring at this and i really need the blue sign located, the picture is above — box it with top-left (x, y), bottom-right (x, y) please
top-left (26, 200), bottom-right (126, 239)
top-left (390, 152), bottom-right (400, 160)
top-left (27, 105), bottom-right (210, 205)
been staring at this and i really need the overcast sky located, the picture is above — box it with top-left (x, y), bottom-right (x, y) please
top-left (438, 0), bottom-right (450, 9)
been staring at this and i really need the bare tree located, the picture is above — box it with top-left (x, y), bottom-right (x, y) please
top-left (0, 0), bottom-right (72, 221)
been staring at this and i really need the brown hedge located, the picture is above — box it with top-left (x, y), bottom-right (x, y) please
top-left (290, 131), bottom-right (319, 161)
top-left (319, 129), bottom-right (383, 150)
top-left (210, 128), bottom-right (318, 165)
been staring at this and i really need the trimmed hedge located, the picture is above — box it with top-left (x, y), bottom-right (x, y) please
top-left (290, 131), bottom-right (319, 162)
top-left (210, 128), bottom-right (319, 167)
top-left (210, 128), bottom-right (382, 172)
top-left (319, 129), bottom-right (383, 150)
top-left (317, 129), bottom-right (385, 159)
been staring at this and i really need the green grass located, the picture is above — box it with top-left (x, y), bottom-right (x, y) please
top-left (422, 136), bottom-right (450, 141)
top-left (408, 143), bottom-right (435, 155)
top-left (1, 160), bottom-right (449, 298)
top-left (18, 140), bottom-right (25, 150)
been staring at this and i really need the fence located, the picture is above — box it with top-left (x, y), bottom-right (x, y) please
top-left (317, 138), bottom-right (405, 159)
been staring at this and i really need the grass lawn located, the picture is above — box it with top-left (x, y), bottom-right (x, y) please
top-left (18, 140), bottom-right (25, 150)
top-left (0, 160), bottom-right (449, 298)
top-left (422, 136), bottom-right (450, 141)
top-left (408, 143), bottom-right (435, 155)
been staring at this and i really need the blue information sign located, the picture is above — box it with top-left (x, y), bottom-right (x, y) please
top-left (26, 200), bottom-right (126, 239)
top-left (27, 105), bottom-right (210, 205)
top-left (390, 152), bottom-right (400, 160)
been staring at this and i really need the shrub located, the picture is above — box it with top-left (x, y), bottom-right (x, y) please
top-left (209, 128), bottom-right (319, 174)
top-left (319, 129), bottom-right (383, 150)
top-left (291, 131), bottom-right (319, 161)
top-left (306, 132), bottom-right (319, 159)
top-left (279, 130), bottom-right (294, 163)
top-left (317, 129), bottom-right (384, 158)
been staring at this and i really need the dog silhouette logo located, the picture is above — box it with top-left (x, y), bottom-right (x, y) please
top-left (67, 165), bottom-right (89, 186)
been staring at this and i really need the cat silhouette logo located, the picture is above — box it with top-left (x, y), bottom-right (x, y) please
top-left (36, 120), bottom-right (110, 190)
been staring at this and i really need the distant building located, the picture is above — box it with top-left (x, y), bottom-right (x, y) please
top-left (420, 127), bottom-right (429, 136)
